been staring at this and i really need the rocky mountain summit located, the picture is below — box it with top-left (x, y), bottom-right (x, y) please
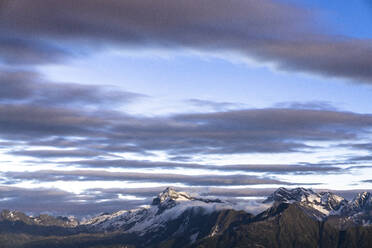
top-left (1, 187), bottom-right (372, 248)
top-left (0, 209), bottom-right (78, 228)
top-left (81, 187), bottom-right (228, 234)
top-left (265, 187), bottom-right (372, 226)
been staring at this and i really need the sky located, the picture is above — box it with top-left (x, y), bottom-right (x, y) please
top-left (0, 0), bottom-right (372, 217)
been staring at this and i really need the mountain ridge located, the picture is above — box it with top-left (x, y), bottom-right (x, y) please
top-left (1, 187), bottom-right (372, 248)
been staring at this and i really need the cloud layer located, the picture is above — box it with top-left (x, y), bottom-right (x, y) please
top-left (1, 0), bottom-right (372, 83)
top-left (1, 0), bottom-right (372, 217)
top-left (1, 67), bottom-right (372, 217)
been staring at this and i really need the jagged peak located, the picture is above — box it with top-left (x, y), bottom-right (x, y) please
top-left (264, 187), bottom-right (350, 208)
top-left (276, 187), bottom-right (315, 195)
top-left (151, 187), bottom-right (223, 207)
top-left (264, 187), bottom-right (316, 203)
top-left (151, 187), bottom-right (193, 205)
top-left (354, 192), bottom-right (370, 201)
top-left (350, 192), bottom-right (371, 209)
top-left (0, 209), bottom-right (79, 227)
top-left (0, 209), bottom-right (27, 220)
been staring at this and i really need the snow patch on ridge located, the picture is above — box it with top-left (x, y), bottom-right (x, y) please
top-left (82, 187), bottom-right (231, 234)
top-left (81, 187), bottom-right (372, 234)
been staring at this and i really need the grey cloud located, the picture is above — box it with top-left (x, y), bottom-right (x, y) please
top-left (0, 67), bottom-right (142, 140)
top-left (8, 149), bottom-right (107, 159)
top-left (1, 0), bottom-right (372, 83)
top-left (3, 106), bottom-right (372, 155)
top-left (0, 69), bottom-right (145, 107)
top-left (1, 70), bottom-right (372, 164)
top-left (348, 155), bottom-right (372, 162)
top-left (0, 0), bottom-right (10, 10)
top-left (274, 101), bottom-right (338, 111)
top-left (108, 109), bottom-right (372, 155)
top-left (27, 138), bottom-right (151, 156)
top-left (68, 159), bottom-right (341, 174)
top-left (345, 143), bottom-right (372, 151)
top-left (0, 140), bottom-right (20, 148)
top-left (0, 36), bottom-right (70, 65)
top-left (168, 156), bottom-right (194, 162)
top-left (175, 109), bottom-right (372, 129)
top-left (0, 70), bottom-right (38, 100)
top-left (186, 99), bottom-right (243, 111)
top-left (3, 170), bottom-right (290, 187)
top-left (0, 104), bottom-right (107, 139)
top-left (219, 163), bottom-right (341, 174)
top-left (25, 137), bottom-right (89, 149)
top-left (336, 143), bottom-right (372, 162)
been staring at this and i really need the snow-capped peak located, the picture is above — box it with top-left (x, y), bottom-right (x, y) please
top-left (264, 187), bottom-right (316, 203)
top-left (348, 192), bottom-right (372, 212)
top-left (264, 187), bottom-right (349, 219)
top-left (82, 187), bottom-right (228, 234)
top-left (353, 192), bottom-right (371, 206)
top-left (151, 187), bottom-right (193, 206)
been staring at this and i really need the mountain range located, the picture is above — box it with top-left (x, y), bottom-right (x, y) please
top-left (1, 187), bottom-right (372, 248)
